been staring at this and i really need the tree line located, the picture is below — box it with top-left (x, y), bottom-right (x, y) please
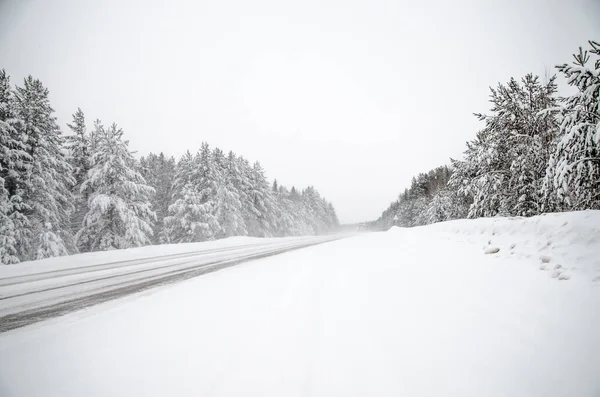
top-left (375, 40), bottom-right (600, 230)
top-left (0, 72), bottom-right (339, 264)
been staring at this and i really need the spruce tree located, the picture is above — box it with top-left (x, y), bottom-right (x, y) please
top-left (77, 122), bottom-right (156, 250)
top-left (14, 76), bottom-right (75, 259)
top-left (64, 108), bottom-right (91, 240)
top-left (247, 161), bottom-right (277, 237)
top-left (139, 152), bottom-right (176, 243)
top-left (163, 144), bottom-right (219, 242)
top-left (451, 74), bottom-right (558, 218)
top-left (544, 41), bottom-right (600, 210)
top-left (213, 147), bottom-right (246, 238)
top-left (0, 70), bottom-right (29, 264)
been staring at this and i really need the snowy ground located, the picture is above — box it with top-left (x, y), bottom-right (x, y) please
top-left (1, 211), bottom-right (599, 397)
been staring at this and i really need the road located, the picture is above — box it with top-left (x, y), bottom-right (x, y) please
top-left (0, 235), bottom-right (342, 333)
top-left (0, 222), bottom-right (599, 397)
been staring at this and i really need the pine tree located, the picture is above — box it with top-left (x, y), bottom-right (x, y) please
top-left (0, 69), bottom-right (29, 264)
top-left (375, 166), bottom-right (462, 229)
top-left (451, 75), bottom-right (558, 218)
top-left (65, 108), bottom-right (88, 190)
top-left (163, 144), bottom-right (219, 242)
top-left (247, 161), bottom-right (277, 237)
top-left (77, 122), bottom-right (156, 250)
top-left (544, 41), bottom-right (600, 210)
top-left (273, 185), bottom-right (296, 236)
top-left (213, 147), bottom-right (246, 238)
top-left (193, 142), bottom-right (220, 239)
top-left (139, 152), bottom-right (176, 243)
top-left (236, 156), bottom-right (261, 234)
top-left (14, 76), bottom-right (75, 259)
top-left (64, 108), bottom-right (91, 241)
top-left (425, 188), bottom-right (469, 224)
top-left (164, 182), bottom-right (217, 243)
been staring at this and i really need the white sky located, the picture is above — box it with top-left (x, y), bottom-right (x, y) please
top-left (1, 0), bottom-right (598, 223)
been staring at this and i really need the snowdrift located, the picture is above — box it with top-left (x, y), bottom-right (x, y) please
top-left (390, 210), bottom-right (600, 282)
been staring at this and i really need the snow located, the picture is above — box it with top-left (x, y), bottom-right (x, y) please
top-left (0, 236), bottom-right (314, 280)
top-left (400, 210), bottom-right (600, 282)
top-left (1, 211), bottom-right (599, 396)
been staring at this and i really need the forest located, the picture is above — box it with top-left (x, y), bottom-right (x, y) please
top-left (0, 75), bottom-right (339, 264)
top-left (375, 40), bottom-right (600, 230)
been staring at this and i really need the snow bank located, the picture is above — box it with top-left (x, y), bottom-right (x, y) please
top-left (391, 210), bottom-right (600, 282)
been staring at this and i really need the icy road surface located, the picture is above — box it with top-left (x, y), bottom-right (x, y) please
top-left (0, 235), bottom-right (341, 332)
top-left (1, 212), bottom-right (599, 397)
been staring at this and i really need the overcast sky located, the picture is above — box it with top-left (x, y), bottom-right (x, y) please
top-left (1, 0), bottom-right (598, 223)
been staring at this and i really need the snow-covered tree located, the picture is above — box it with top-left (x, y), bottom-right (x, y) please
top-left (77, 122), bottom-right (155, 250)
top-left (0, 181), bottom-right (21, 264)
top-left (192, 142), bottom-right (220, 239)
top-left (246, 161), bottom-right (277, 237)
top-left (163, 182), bottom-right (218, 243)
top-left (0, 68), bottom-right (340, 260)
top-left (288, 186), bottom-right (314, 235)
top-left (14, 75), bottom-right (75, 259)
top-left (163, 143), bottom-right (219, 242)
top-left (450, 74), bottom-right (558, 218)
top-left (375, 166), bottom-right (458, 229)
top-left (64, 108), bottom-right (91, 238)
top-left (544, 41), bottom-right (600, 210)
top-left (425, 187), bottom-right (469, 224)
top-left (65, 108), bottom-right (89, 190)
top-left (0, 69), bottom-right (29, 264)
top-left (139, 152), bottom-right (176, 243)
top-left (272, 185), bottom-right (297, 236)
top-left (213, 148), bottom-right (246, 238)
top-left (235, 156), bottom-right (261, 234)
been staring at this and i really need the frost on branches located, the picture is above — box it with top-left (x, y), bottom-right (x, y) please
top-left (0, 70), bottom-right (29, 264)
top-left (451, 74), bottom-right (558, 218)
top-left (139, 152), bottom-right (176, 243)
top-left (77, 122), bottom-right (156, 251)
top-left (64, 108), bottom-right (92, 240)
top-left (544, 41), bottom-right (600, 210)
top-left (161, 144), bottom-right (337, 243)
top-left (376, 40), bottom-right (599, 230)
top-left (14, 76), bottom-right (75, 260)
top-left (0, 69), bottom-right (336, 263)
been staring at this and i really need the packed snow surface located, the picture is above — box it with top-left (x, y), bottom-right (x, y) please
top-left (1, 211), bottom-right (599, 397)
top-left (0, 235), bottom-right (338, 320)
top-left (0, 235), bottom-right (320, 279)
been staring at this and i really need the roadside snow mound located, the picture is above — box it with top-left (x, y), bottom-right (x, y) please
top-left (391, 210), bottom-right (600, 282)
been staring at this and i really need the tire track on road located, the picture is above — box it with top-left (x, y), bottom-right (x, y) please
top-left (0, 237), bottom-right (342, 333)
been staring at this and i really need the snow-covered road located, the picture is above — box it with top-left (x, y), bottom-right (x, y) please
top-left (0, 235), bottom-right (342, 332)
top-left (0, 212), bottom-right (599, 397)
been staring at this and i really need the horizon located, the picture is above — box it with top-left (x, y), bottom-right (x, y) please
top-left (1, 0), bottom-right (598, 223)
